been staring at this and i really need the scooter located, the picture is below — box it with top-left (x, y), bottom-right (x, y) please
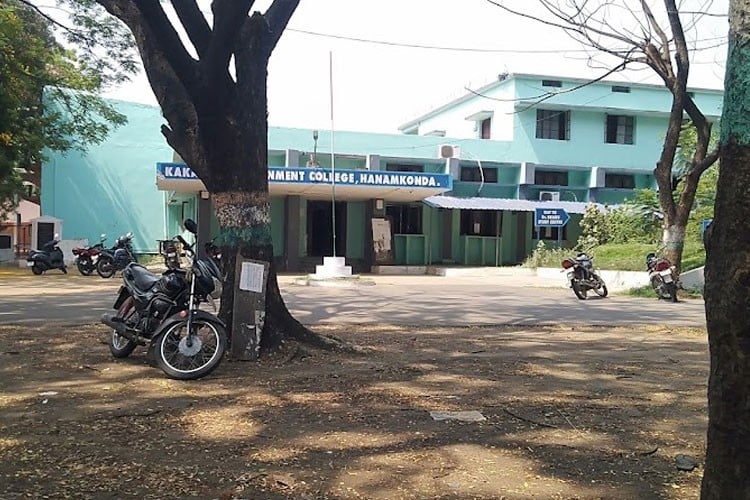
top-left (27, 235), bottom-right (67, 275)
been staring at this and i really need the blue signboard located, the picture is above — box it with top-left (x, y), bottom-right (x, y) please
top-left (535, 207), bottom-right (570, 227)
top-left (157, 163), bottom-right (453, 190)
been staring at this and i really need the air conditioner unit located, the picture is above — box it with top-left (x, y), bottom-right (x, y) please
top-left (539, 191), bottom-right (561, 202)
top-left (438, 144), bottom-right (460, 159)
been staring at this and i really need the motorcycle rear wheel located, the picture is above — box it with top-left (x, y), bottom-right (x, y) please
top-left (31, 264), bottom-right (44, 275)
top-left (96, 255), bottom-right (116, 278)
top-left (650, 275), bottom-right (672, 300)
top-left (666, 282), bottom-right (679, 303)
top-left (153, 319), bottom-right (227, 380)
top-left (109, 297), bottom-right (138, 358)
top-left (572, 280), bottom-right (587, 300)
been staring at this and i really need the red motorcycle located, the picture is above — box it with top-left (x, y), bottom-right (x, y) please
top-left (72, 235), bottom-right (106, 276)
top-left (646, 251), bottom-right (678, 302)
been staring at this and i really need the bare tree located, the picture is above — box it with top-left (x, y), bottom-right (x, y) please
top-left (79, 0), bottom-right (337, 351)
top-left (702, 0), bottom-right (750, 495)
top-left (486, 0), bottom-right (721, 272)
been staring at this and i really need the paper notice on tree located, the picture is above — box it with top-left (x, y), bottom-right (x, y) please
top-left (239, 261), bottom-right (265, 292)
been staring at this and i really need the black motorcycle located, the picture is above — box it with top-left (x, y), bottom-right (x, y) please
top-left (646, 251), bottom-right (678, 302)
top-left (27, 236), bottom-right (67, 275)
top-left (100, 219), bottom-right (226, 380)
top-left (96, 232), bottom-right (137, 278)
top-left (562, 252), bottom-right (608, 300)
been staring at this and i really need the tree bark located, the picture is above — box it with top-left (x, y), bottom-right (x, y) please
top-left (701, 0), bottom-right (750, 497)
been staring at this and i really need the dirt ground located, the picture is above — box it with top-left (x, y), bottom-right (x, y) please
top-left (0, 321), bottom-right (708, 499)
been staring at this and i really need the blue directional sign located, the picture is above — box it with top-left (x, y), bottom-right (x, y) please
top-left (535, 208), bottom-right (570, 227)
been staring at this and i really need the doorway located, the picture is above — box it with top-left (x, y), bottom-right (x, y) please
top-left (307, 200), bottom-right (346, 257)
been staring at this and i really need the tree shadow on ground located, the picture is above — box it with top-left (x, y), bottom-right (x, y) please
top-left (0, 322), bottom-right (707, 499)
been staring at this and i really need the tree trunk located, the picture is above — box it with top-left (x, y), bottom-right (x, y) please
top-left (212, 190), bottom-right (341, 352)
top-left (701, 1), bottom-right (750, 497)
top-left (661, 219), bottom-right (687, 273)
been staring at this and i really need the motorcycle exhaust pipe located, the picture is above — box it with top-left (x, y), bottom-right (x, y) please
top-left (100, 314), bottom-right (146, 346)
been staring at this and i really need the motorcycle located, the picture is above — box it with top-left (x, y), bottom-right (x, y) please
top-left (96, 232), bottom-right (137, 278)
top-left (27, 235), bottom-right (67, 275)
top-left (100, 218), bottom-right (226, 380)
top-left (562, 252), bottom-right (608, 300)
top-left (205, 236), bottom-right (223, 274)
top-left (161, 237), bottom-right (182, 270)
top-left (646, 251), bottom-right (678, 302)
top-left (72, 234), bottom-right (106, 276)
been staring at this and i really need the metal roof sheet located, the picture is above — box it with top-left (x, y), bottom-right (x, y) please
top-left (423, 195), bottom-right (604, 214)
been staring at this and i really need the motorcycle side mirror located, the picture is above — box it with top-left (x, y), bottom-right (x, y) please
top-left (184, 218), bottom-right (198, 235)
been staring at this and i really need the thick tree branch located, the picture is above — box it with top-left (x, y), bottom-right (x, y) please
top-left (265, 0), bottom-right (301, 53)
top-left (204, 0), bottom-right (253, 78)
top-left (172, 0), bottom-right (212, 58)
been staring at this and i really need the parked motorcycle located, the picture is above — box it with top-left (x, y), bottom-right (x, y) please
top-left (96, 232), bottom-right (137, 278)
top-left (161, 237), bottom-right (182, 270)
top-left (562, 252), bottom-right (608, 300)
top-left (72, 234), bottom-right (106, 276)
top-left (100, 219), bottom-right (226, 380)
top-left (27, 235), bottom-right (67, 275)
top-left (205, 236), bottom-right (223, 275)
top-left (646, 251), bottom-right (678, 302)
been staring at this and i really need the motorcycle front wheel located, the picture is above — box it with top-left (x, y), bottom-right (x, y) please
top-left (96, 255), bottom-right (116, 278)
top-left (109, 297), bottom-right (138, 358)
top-left (593, 276), bottom-right (608, 298)
top-left (153, 318), bottom-right (227, 380)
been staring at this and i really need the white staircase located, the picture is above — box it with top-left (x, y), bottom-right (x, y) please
top-left (311, 256), bottom-right (355, 279)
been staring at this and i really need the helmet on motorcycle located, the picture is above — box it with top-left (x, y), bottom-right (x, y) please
top-left (646, 252), bottom-right (656, 264)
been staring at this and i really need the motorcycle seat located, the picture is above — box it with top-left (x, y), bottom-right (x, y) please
top-left (124, 264), bottom-right (160, 292)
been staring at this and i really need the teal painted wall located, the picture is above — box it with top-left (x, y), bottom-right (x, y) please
top-left (41, 99), bottom-right (172, 253)
top-left (346, 201), bottom-right (366, 260)
top-left (271, 197), bottom-right (285, 257)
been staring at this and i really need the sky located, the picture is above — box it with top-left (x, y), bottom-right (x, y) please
top-left (101, 0), bottom-right (730, 134)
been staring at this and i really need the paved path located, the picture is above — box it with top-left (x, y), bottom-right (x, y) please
top-left (0, 269), bottom-right (706, 328)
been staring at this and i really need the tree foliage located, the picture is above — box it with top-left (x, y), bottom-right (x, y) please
top-left (0, 0), bottom-right (133, 217)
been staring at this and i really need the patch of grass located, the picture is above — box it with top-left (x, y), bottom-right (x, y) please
top-left (524, 240), bottom-right (705, 272)
top-left (625, 284), bottom-right (703, 300)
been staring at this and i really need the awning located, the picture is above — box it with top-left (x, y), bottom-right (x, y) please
top-left (423, 195), bottom-right (603, 214)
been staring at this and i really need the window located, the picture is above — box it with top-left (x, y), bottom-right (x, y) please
top-left (460, 210), bottom-right (501, 236)
top-left (536, 109), bottom-right (570, 140)
top-left (386, 204), bottom-right (422, 234)
top-left (534, 170), bottom-right (568, 186)
top-left (386, 164), bottom-right (423, 173)
top-left (611, 85), bottom-right (631, 93)
top-left (542, 79), bottom-right (562, 87)
top-left (605, 115), bottom-right (634, 144)
top-left (534, 226), bottom-right (568, 241)
top-left (460, 166), bottom-right (498, 183)
top-left (480, 118), bottom-right (491, 139)
top-left (605, 173), bottom-right (636, 189)
top-left (0, 235), bottom-right (10, 249)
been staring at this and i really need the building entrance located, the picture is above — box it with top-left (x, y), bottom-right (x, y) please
top-left (307, 200), bottom-right (346, 257)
